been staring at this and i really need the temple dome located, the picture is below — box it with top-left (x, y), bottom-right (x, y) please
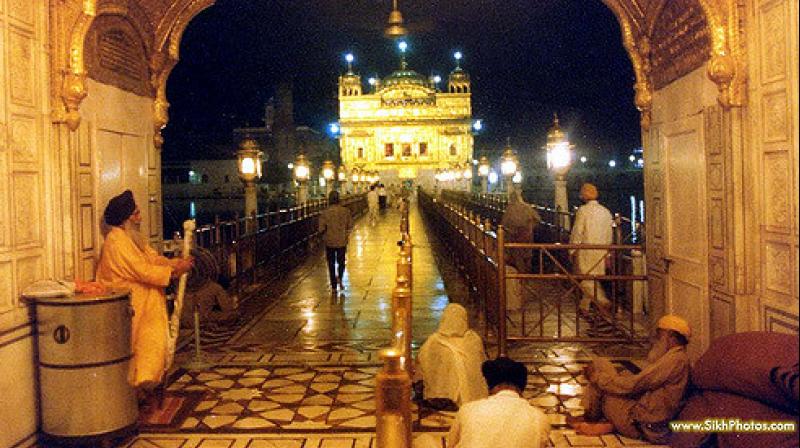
top-left (383, 69), bottom-right (427, 87)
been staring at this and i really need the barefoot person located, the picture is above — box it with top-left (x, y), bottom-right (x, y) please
top-left (95, 190), bottom-right (193, 397)
top-left (575, 314), bottom-right (691, 443)
top-left (570, 183), bottom-right (613, 317)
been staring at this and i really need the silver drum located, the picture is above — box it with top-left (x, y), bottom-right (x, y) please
top-left (33, 290), bottom-right (138, 440)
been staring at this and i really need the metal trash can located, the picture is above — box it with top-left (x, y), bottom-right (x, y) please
top-left (24, 288), bottom-right (138, 445)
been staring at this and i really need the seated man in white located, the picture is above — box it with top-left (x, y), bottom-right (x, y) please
top-left (447, 357), bottom-right (551, 448)
top-left (416, 303), bottom-right (488, 410)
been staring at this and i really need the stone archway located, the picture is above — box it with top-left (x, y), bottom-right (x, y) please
top-left (50, 0), bottom-right (797, 349)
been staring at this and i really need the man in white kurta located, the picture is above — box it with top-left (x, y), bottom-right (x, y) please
top-left (417, 303), bottom-right (488, 407)
top-left (95, 190), bottom-right (193, 391)
top-left (446, 357), bottom-right (550, 448)
top-left (570, 183), bottom-right (613, 314)
top-left (367, 185), bottom-right (379, 226)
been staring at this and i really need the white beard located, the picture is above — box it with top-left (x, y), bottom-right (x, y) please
top-left (123, 221), bottom-right (147, 252)
top-left (646, 336), bottom-right (670, 365)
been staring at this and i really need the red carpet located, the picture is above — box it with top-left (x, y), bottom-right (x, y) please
top-left (138, 391), bottom-right (206, 430)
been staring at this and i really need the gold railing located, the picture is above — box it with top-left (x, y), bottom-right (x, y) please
top-left (419, 189), bottom-right (649, 357)
top-left (375, 197), bottom-right (414, 448)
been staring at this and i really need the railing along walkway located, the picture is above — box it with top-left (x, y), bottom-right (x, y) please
top-left (187, 194), bottom-right (367, 300)
top-left (420, 189), bottom-right (648, 356)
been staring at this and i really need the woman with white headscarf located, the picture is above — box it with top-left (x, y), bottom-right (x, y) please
top-left (417, 303), bottom-right (488, 409)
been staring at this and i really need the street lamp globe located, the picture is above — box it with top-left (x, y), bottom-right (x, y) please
top-left (512, 171), bottom-right (523, 184)
top-left (463, 162), bottom-right (473, 180)
top-left (545, 114), bottom-right (574, 177)
top-left (338, 165), bottom-right (347, 182)
top-left (294, 154), bottom-right (310, 182)
top-left (236, 138), bottom-right (264, 184)
top-left (545, 114), bottom-right (574, 230)
top-left (478, 156), bottom-right (490, 177)
top-left (500, 143), bottom-right (518, 177)
top-left (322, 160), bottom-right (336, 181)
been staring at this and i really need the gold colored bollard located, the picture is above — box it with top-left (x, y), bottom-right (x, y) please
top-left (391, 272), bottom-right (412, 372)
top-left (375, 348), bottom-right (412, 448)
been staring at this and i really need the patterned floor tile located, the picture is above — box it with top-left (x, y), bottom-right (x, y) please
top-left (126, 207), bottom-right (664, 447)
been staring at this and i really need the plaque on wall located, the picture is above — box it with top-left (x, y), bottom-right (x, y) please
top-left (84, 15), bottom-right (152, 97)
top-left (650, 0), bottom-right (712, 90)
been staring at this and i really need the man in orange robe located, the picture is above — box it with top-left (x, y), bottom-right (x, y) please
top-left (95, 190), bottom-right (192, 392)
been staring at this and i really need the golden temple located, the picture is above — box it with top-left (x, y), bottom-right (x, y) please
top-left (338, 46), bottom-right (475, 188)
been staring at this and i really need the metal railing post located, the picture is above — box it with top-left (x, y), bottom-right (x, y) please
top-left (375, 348), bottom-right (412, 448)
top-left (497, 224), bottom-right (508, 357)
top-left (393, 257), bottom-right (413, 372)
top-left (631, 248), bottom-right (646, 315)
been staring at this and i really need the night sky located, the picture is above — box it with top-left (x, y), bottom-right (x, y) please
top-left (162, 0), bottom-right (641, 161)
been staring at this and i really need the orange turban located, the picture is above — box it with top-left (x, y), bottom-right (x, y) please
top-left (580, 183), bottom-right (599, 201)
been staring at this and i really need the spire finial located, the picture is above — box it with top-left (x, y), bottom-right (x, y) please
top-left (385, 0), bottom-right (408, 39)
top-left (553, 112), bottom-right (559, 125)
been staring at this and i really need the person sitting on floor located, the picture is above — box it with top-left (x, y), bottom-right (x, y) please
top-left (573, 314), bottom-right (691, 444)
top-left (416, 303), bottom-right (488, 410)
top-left (445, 356), bottom-right (551, 448)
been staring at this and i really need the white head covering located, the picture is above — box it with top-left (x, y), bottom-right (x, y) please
top-left (418, 303), bottom-right (489, 405)
top-left (437, 303), bottom-right (469, 337)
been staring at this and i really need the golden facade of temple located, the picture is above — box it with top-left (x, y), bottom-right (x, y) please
top-left (338, 61), bottom-right (474, 187)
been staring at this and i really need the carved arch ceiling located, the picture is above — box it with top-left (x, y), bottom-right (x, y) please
top-left (62, 0), bottom-right (742, 135)
top-left (61, 0), bottom-right (214, 133)
top-left (602, 0), bottom-right (744, 128)
top-left (84, 14), bottom-right (153, 97)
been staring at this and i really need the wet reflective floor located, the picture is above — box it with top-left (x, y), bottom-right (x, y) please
top-left (123, 202), bottom-right (664, 447)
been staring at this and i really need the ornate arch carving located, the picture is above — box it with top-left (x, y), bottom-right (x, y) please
top-left (600, 0), bottom-right (744, 127)
top-left (601, 0), bottom-right (653, 129)
top-left (62, 0), bottom-right (156, 130)
top-left (150, 0), bottom-right (216, 149)
top-left (646, 0), bottom-right (744, 107)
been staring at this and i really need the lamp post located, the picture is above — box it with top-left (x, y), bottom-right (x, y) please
top-left (236, 138), bottom-right (264, 228)
top-left (500, 140), bottom-right (518, 196)
top-left (478, 156), bottom-right (490, 193)
top-left (322, 159), bottom-right (335, 199)
top-left (463, 161), bottom-right (473, 192)
top-left (545, 114), bottom-right (574, 230)
top-left (294, 154), bottom-right (310, 204)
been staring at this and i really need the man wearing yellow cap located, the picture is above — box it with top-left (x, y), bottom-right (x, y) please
top-left (572, 314), bottom-right (691, 443)
top-left (570, 183), bottom-right (613, 316)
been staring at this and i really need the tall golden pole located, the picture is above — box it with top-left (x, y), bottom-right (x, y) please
top-left (375, 348), bottom-right (412, 448)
